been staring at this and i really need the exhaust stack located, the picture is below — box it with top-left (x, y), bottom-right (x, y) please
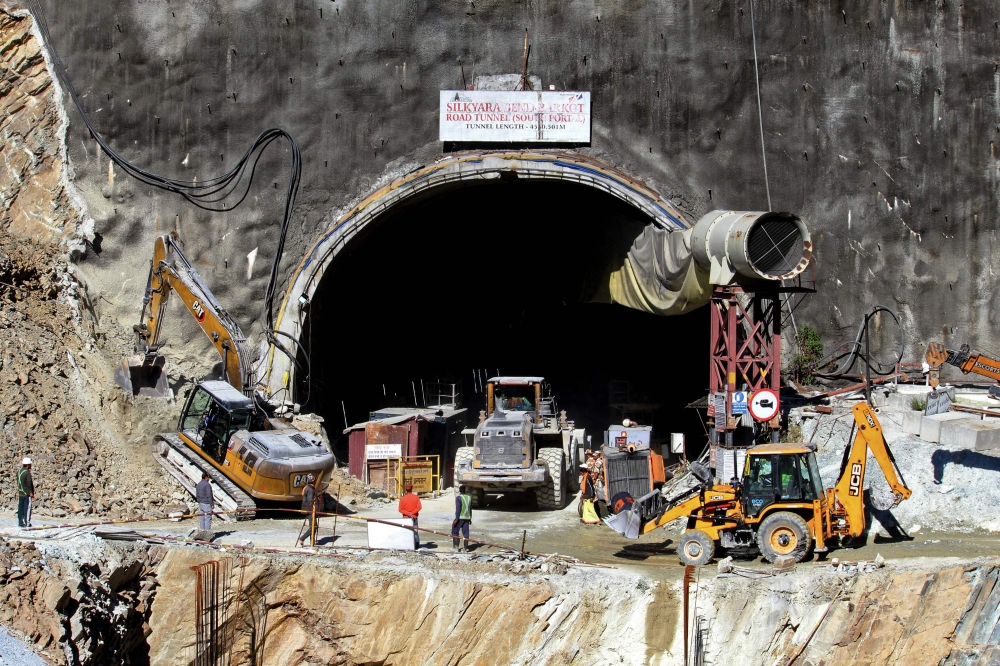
top-left (691, 210), bottom-right (811, 285)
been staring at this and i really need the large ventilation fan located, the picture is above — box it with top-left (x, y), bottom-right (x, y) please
top-left (691, 210), bottom-right (811, 285)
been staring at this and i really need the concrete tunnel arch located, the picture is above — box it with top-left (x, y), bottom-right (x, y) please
top-left (263, 150), bottom-right (695, 399)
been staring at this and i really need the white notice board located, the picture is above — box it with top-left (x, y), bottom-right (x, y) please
top-left (366, 444), bottom-right (403, 460)
top-left (440, 90), bottom-right (591, 143)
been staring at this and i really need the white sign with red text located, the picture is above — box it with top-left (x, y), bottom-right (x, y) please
top-left (439, 90), bottom-right (591, 143)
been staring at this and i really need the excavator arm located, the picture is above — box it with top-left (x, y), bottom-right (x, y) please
top-left (117, 235), bottom-right (256, 396)
top-left (832, 402), bottom-right (912, 537)
top-left (925, 342), bottom-right (1000, 387)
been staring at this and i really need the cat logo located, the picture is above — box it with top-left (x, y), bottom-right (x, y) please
top-left (292, 474), bottom-right (311, 488)
top-left (848, 462), bottom-right (863, 496)
top-left (191, 299), bottom-right (206, 322)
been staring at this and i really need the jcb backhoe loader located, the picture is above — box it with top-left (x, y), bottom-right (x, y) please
top-left (116, 236), bottom-right (335, 518)
top-left (606, 403), bottom-right (911, 565)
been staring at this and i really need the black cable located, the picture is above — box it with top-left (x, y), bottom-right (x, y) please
top-left (812, 306), bottom-right (904, 379)
top-left (27, 1), bottom-right (306, 386)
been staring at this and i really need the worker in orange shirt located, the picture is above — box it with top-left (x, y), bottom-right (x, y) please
top-left (398, 483), bottom-right (422, 548)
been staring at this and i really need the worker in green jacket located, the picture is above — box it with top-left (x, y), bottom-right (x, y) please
top-left (451, 485), bottom-right (473, 552)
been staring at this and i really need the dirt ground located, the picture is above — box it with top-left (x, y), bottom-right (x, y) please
top-left (5, 488), bottom-right (998, 585)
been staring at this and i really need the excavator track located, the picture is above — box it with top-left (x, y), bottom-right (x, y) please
top-left (152, 433), bottom-right (256, 521)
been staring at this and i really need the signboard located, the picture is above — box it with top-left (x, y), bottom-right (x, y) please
top-left (439, 90), bottom-right (591, 143)
top-left (393, 460), bottom-right (435, 494)
top-left (731, 391), bottom-right (749, 415)
top-left (718, 447), bottom-right (747, 482)
top-left (713, 392), bottom-right (728, 431)
top-left (366, 444), bottom-right (403, 460)
top-left (749, 389), bottom-right (780, 422)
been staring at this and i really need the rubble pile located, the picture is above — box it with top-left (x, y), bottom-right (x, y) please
top-left (0, 235), bottom-right (177, 520)
top-left (0, 536), bottom-right (159, 665)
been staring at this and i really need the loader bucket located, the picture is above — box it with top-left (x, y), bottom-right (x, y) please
top-left (604, 505), bottom-right (643, 540)
top-left (115, 353), bottom-right (170, 398)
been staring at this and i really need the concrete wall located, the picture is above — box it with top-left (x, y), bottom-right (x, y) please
top-left (23, 0), bottom-right (1000, 375)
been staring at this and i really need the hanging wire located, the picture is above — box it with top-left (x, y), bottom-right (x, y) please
top-left (748, 0), bottom-right (772, 211)
top-left (747, 0), bottom-right (802, 342)
top-left (26, 0), bottom-right (303, 378)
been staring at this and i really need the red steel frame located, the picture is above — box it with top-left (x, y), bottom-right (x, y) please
top-left (708, 286), bottom-right (781, 438)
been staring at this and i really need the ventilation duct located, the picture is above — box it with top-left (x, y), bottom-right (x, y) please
top-left (691, 210), bottom-right (811, 285)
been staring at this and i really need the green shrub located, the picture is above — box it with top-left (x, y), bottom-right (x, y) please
top-left (792, 325), bottom-right (824, 385)
top-left (910, 397), bottom-right (926, 411)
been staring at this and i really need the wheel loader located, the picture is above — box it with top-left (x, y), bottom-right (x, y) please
top-left (115, 236), bottom-right (336, 518)
top-left (453, 377), bottom-right (584, 509)
top-left (605, 402), bottom-right (911, 565)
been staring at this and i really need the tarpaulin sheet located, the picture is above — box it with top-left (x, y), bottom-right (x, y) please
top-left (605, 226), bottom-right (711, 316)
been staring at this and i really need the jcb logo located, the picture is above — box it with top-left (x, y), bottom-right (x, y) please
top-left (192, 300), bottom-right (206, 322)
top-left (848, 462), bottom-right (862, 496)
top-left (864, 412), bottom-right (876, 429)
top-left (292, 474), bottom-right (311, 488)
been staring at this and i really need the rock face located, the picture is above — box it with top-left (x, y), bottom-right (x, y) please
top-left (702, 562), bottom-right (1000, 666)
top-left (143, 546), bottom-right (1000, 666)
top-left (0, 536), bottom-right (159, 665)
top-left (0, 7), bottom-right (85, 246)
top-left (148, 549), bottom-right (656, 665)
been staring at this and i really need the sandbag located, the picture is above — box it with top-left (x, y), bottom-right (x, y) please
top-left (580, 499), bottom-right (601, 525)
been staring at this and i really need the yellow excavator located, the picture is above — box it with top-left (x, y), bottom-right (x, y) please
top-left (115, 235), bottom-right (335, 518)
top-left (925, 342), bottom-right (1000, 397)
top-left (606, 403), bottom-right (911, 565)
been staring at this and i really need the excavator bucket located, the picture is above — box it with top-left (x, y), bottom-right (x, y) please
top-left (114, 353), bottom-right (170, 398)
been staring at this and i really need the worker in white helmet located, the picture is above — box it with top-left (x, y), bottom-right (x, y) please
top-left (17, 457), bottom-right (34, 528)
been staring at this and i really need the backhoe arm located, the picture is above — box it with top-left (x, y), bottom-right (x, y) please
top-left (926, 342), bottom-right (1000, 381)
top-left (833, 403), bottom-right (911, 537)
top-left (135, 236), bottom-right (256, 395)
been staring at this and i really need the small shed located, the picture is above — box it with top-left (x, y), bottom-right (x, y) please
top-left (344, 406), bottom-right (467, 490)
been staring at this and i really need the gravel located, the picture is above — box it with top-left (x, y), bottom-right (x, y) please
top-left (798, 399), bottom-right (1000, 534)
top-left (0, 624), bottom-right (48, 666)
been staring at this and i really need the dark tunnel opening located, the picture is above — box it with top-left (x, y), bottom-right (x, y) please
top-left (297, 179), bottom-right (710, 469)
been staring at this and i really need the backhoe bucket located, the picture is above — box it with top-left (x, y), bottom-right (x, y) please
top-left (604, 505), bottom-right (643, 540)
top-left (115, 354), bottom-right (170, 398)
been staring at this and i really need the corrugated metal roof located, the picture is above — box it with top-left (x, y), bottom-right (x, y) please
top-left (342, 408), bottom-right (466, 434)
top-left (370, 406), bottom-right (467, 420)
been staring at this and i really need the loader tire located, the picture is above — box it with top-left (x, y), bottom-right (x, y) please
top-left (536, 447), bottom-right (566, 510)
top-left (678, 530), bottom-right (716, 566)
top-left (453, 447), bottom-right (485, 507)
top-left (758, 512), bottom-right (812, 563)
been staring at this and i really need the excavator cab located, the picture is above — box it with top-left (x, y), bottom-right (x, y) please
top-left (179, 381), bottom-right (254, 464)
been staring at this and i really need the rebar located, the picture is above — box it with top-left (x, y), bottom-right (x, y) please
top-left (191, 558), bottom-right (235, 665)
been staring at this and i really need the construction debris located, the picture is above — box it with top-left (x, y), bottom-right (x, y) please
top-left (0, 235), bottom-right (180, 523)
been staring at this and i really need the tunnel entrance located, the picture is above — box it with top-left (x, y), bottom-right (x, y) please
top-left (298, 177), bottom-right (710, 465)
